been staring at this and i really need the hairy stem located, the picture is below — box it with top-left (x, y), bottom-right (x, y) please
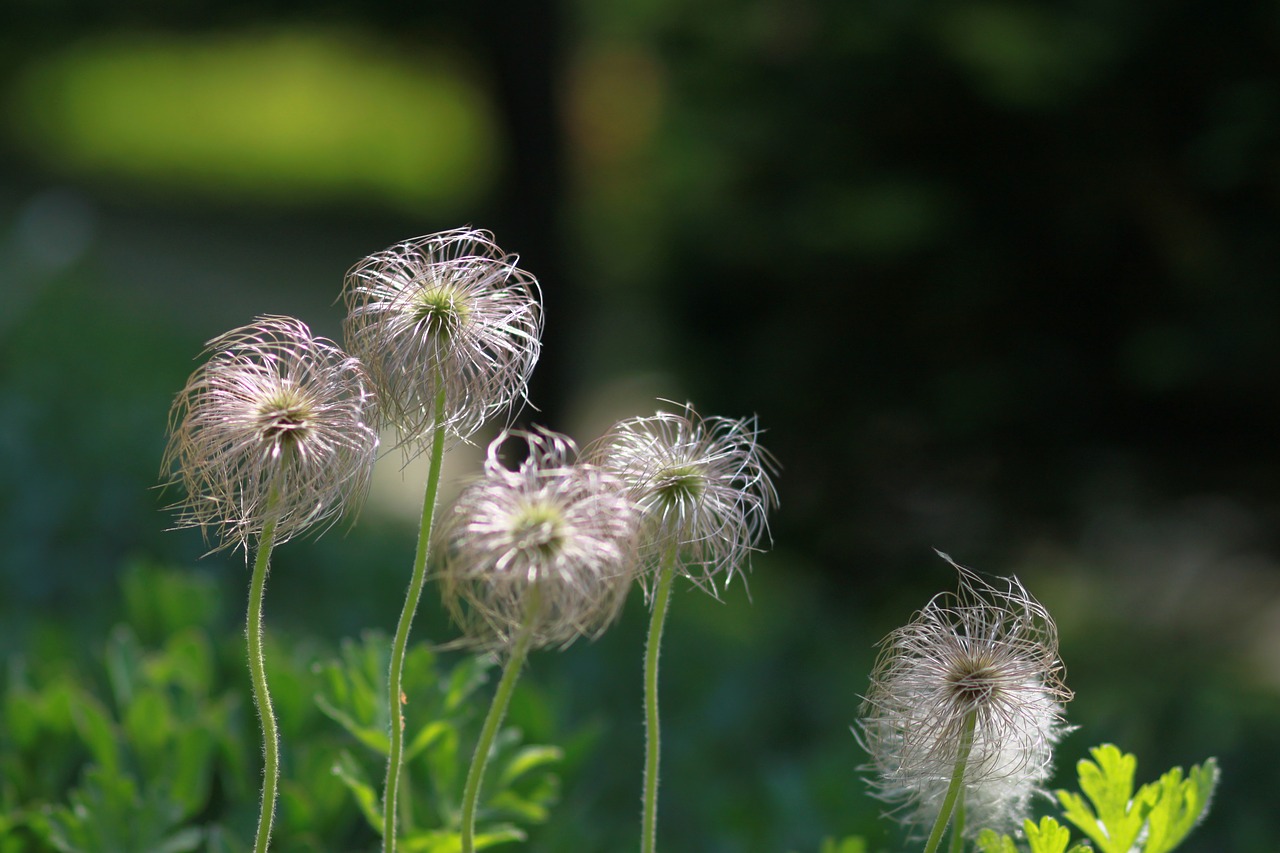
top-left (924, 709), bottom-right (978, 853)
top-left (460, 594), bottom-right (540, 853)
top-left (248, 506), bottom-right (280, 853)
top-left (641, 552), bottom-right (678, 853)
top-left (383, 383), bottom-right (449, 852)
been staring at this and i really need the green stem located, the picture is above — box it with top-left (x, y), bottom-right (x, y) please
top-left (248, 510), bottom-right (280, 853)
top-left (641, 553), bottom-right (678, 853)
top-left (923, 710), bottom-right (978, 853)
top-left (460, 597), bottom-right (540, 853)
top-left (383, 384), bottom-right (450, 853)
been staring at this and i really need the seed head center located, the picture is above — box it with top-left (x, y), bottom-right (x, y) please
top-left (414, 284), bottom-right (470, 340)
top-left (946, 661), bottom-right (1001, 707)
top-left (510, 502), bottom-right (565, 558)
top-left (654, 464), bottom-right (706, 505)
top-left (257, 388), bottom-right (314, 446)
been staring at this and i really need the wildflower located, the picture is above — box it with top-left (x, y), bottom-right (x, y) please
top-left (163, 315), bottom-right (379, 550)
top-left (437, 428), bottom-right (640, 650)
top-left (587, 403), bottom-right (777, 596)
top-left (340, 228), bottom-right (542, 452)
top-left (857, 554), bottom-right (1072, 843)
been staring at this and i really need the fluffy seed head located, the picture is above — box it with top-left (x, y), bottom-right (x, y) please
top-left (162, 315), bottom-right (379, 550)
top-left (341, 228), bottom-right (543, 452)
top-left (436, 428), bottom-right (640, 650)
top-left (586, 403), bottom-right (777, 596)
top-left (857, 553), bottom-right (1072, 838)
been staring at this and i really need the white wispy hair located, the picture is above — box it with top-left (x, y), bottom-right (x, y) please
top-left (586, 403), bottom-right (778, 598)
top-left (341, 228), bottom-right (542, 454)
top-left (436, 428), bottom-right (641, 650)
top-left (162, 315), bottom-right (379, 551)
top-left (857, 553), bottom-right (1073, 838)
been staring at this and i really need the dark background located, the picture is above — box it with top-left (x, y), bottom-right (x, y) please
top-left (2, 0), bottom-right (1279, 850)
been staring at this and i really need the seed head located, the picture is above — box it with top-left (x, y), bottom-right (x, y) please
top-left (162, 316), bottom-right (379, 550)
top-left (436, 428), bottom-right (640, 650)
top-left (857, 553), bottom-right (1072, 838)
top-left (586, 403), bottom-right (778, 597)
top-left (341, 228), bottom-right (543, 452)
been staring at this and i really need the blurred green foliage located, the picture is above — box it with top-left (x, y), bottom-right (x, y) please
top-left (2, 562), bottom-right (563, 852)
top-left (7, 29), bottom-right (498, 213)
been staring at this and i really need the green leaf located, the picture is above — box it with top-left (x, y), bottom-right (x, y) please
top-left (1023, 816), bottom-right (1083, 853)
top-left (1057, 744), bottom-right (1150, 853)
top-left (1139, 757), bottom-right (1219, 853)
top-left (442, 655), bottom-right (494, 713)
top-left (496, 745), bottom-right (562, 789)
top-left (68, 689), bottom-right (120, 778)
top-left (314, 692), bottom-right (390, 755)
top-left (32, 766), bottom-right (202, 853)
top-left (404, 720), bottom-right (452, 764)
top-left (313, 633), bottom-right (392, 755)
top-left (331, 750), bottom-right (382, 832)
top-left (975, 829), bottom-right (1019, 853)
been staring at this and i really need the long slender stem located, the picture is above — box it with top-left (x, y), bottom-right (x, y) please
top-left (641, 552), bottom-right (678, 853)
top-left (247, 512), bottom-right (280, 853)
top-left (383, 384), bottom-right (450, 852)
top-left (923, 709), bottom-right (978, 853)
top-left (460, 599), bottom-right (540, 853)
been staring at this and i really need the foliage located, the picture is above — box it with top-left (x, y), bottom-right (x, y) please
top-left (973, 745), bottom-right (1218, 853)
top-left (0, 562), bottom-right (562, 852)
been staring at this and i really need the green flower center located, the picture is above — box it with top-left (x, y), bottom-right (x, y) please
top-left (413, 283), bottom-right (470, 341)
top-left (257, 386), bottom-right (314, 447)
top-left (510, 502), bottom-right (565, 559)
top-left (653, 464), bottom-right (706, 506)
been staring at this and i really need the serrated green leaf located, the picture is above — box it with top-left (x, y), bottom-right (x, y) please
top-left (1024, 816), bottom-right (1072, 853)
top-left (331, 750), bottom-right (382, 832)
top-left (975, 828), bottom-right (1018, 853)
top-left (1139, 757), bottom-right (1219, 853)
top-left (1057, 744), bottom-right (1149, 853)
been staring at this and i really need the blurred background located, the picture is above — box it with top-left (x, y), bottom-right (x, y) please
top-left (2, 0), bottom-right (1279, 850)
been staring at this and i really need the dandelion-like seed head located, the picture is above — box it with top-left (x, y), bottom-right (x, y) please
top-left (341, 228), bottom-right (543, 452)
top-left (162, 315), bottom-right (379, 551)
top-left (587, 403), bottom-right (778, 596)
top-left (857, 554), bottom-right (1073, 838)
top-left (437, 428), bottom-right (640, 650)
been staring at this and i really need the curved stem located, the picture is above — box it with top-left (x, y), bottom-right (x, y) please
top-left (641, 552), bottom-right (678, 853)
top-left (383, 383), bottom-right (450, 852)
top-left (248, 511), bottom-right (280, 853)
top-left (460, 595), bottom-right (540, 853)
top-left (923, 709), bottom-right (978, 853)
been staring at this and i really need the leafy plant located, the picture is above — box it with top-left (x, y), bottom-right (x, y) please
top-left (974, 745), bottom-right (1218, 853)
top-left (315, 632), bottom-right (563, 850)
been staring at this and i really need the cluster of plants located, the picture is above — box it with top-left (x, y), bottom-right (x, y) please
top-left (2, 228), bottom-right (1219, 852)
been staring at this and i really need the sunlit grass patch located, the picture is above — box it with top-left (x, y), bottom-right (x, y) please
top-left (6, 28), bottom-right (500, 211)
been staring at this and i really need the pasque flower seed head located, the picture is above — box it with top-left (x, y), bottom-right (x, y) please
top-left (587, 403), bottom-right (777, 596)
top-left (341, 228), bottom-right (543, 452)
top-left (857, 553), bottom-right (1072, 838)
top-left (437, 428), bottom-right (640, 650)
top-left (163, 315), bottom-right (379, 550)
